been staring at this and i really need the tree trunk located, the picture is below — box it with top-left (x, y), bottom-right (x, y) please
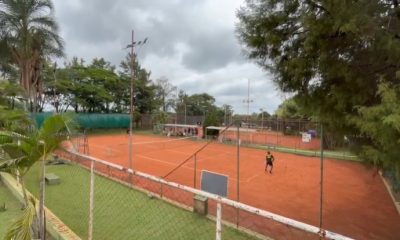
top-left (19, 175), bottom-right (29, 206)
top-left (38, 151), bottom-right (46, 240)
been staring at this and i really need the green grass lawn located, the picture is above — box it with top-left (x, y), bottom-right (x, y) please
top-left (0, 181), bottom-right (22, 239)
top-left (24, 163), bottom-right (258, 240)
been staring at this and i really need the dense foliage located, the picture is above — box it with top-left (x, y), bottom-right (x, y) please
top-left (0, 0), bottom-right (64, 112)
top-left (237, 0), bottom-right (400, 172)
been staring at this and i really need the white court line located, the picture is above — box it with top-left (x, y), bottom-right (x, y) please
top-left (163, 149), bottom-right (263, 183)
top-left (131, 137), bottom-right (194, 145)
top-left (90, 143), bottom-right (260, 183)
top-left (136, 154), bottom-right (193, 171)
top-left (245, 173), bottom-right (261, 183)
top-left (137, 153), bottom-right (253, 183)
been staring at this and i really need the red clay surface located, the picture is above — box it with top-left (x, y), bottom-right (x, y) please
top-left (78, 133), bottom-right (400, 239)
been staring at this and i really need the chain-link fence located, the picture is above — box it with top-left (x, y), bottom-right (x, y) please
top-left (34, 113), bottom-right (205, 131)
top-left (32, 147), bottom-right (350, 240)
top-left (17, 119), bottom-right (361, 240)
top-left (205, 119), bottom-right (356, 161)
top-left (213, 119), bottom-right (320, 149)
top-left (15, 117), bottom-right (399, 240)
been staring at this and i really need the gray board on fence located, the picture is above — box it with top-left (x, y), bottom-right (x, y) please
top-left (200, 170), bottom-right (228, 197)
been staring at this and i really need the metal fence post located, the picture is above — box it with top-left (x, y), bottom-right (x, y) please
top-left (88, 159), bottom-right (95, 240)
top-left (194, 154), bottom-right (197, 188)
top-left (319, 123), bottom-right (324, 233)
top-left (236, 125), bottom-right (240, 227)
top-left (216, 202), bottom-right (222, 240)
top-left (276, 118), bottom-right (279, 148)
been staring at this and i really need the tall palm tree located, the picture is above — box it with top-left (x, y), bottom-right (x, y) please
top-left (0, 0), bottom-right (64, 112)
top-left (0, 114), bottom-right (73, 239)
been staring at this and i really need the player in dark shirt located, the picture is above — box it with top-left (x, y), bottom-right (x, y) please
top-left (265, 151), bottom-right (275, 174)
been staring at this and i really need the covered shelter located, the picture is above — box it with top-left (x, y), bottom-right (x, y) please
top-left (156, 123), bottom-right (203, 138)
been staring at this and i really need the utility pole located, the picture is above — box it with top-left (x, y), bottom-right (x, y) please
top-left (125, 30), bottom-right (147, 171)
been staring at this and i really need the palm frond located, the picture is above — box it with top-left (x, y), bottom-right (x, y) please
top-left (32, 26), bottom-right (64, 52)
top-left (0, 131), bottom-right (28, 141)
top-left (0, 0), bottom-right (64, 61)
top-left (38, 114), bottom-right (72, 150)
top-left (28, 0), bottom-right (53, 17)
top-left (0, 142), bottom-right (25, 159)
top-left (0, 156), bottom-right (25, 172)
top-left (4, 195), bottom-right (36, 240)
top-left (0, 134), bottom-right (12, 144)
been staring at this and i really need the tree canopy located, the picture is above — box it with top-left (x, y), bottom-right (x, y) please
top-left (0, 0), bottom-right (64, 111)
top-left (237, 0), bottom-right (400, 172)
top-left (275, 97), bottom-right (307, 119)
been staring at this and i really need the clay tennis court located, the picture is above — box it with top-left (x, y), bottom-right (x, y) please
top-left (221, 130), bottom-right (321, 150)
top-left (80, 133), bottom-right (400, 239)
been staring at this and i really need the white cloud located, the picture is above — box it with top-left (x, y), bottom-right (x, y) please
top-left (53, 0), bottom-right (283, 114)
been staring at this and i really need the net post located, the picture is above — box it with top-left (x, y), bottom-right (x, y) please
top-left (216, 201), bottom-right (222, 240)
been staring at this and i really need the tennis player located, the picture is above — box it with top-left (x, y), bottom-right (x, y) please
top-left (265, 151), bottom-right (275, 174)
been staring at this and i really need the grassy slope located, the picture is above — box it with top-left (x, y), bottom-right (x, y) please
top-left (24, 164), bottom-right (257, 240)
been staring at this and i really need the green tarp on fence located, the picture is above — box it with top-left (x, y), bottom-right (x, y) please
top-left (33, 113), bottom-right (130, 129)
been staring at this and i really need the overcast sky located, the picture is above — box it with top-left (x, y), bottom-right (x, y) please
top-left (53, 0), bottom-right (285, 114)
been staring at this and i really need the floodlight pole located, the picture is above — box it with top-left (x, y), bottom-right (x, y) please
top-left (260, 108), bottom-right (264, 130)
top-left (247, 79), bottom-right (250, 121)
top-left (128, 30), bottom-right (135, 172)
top-left (242, 79), bottom-right (253, 127)
top-left (184, 104), bottom-right (192, 125)
top-left (236, 125), bottom-right (240, 227)
top-left (184, 104), bottom-right (187, 125)
top-left (224, 105), bottom-right (227, 126)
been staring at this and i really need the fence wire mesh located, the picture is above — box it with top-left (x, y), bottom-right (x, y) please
top-left (17, 120), bottom-right (356, 240)
top-left (46, 150), bottom-right (266, 240)
top-left (40, 146), bottom-right (351, 240)
top-left (14, 118), bottom-right (396, 240)
top-left (206, 119), bottom-right (356, 161)
top-left (211, 120), bottom-right (321, 151)
top-left (25, 156), bottom-right (91, 239)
